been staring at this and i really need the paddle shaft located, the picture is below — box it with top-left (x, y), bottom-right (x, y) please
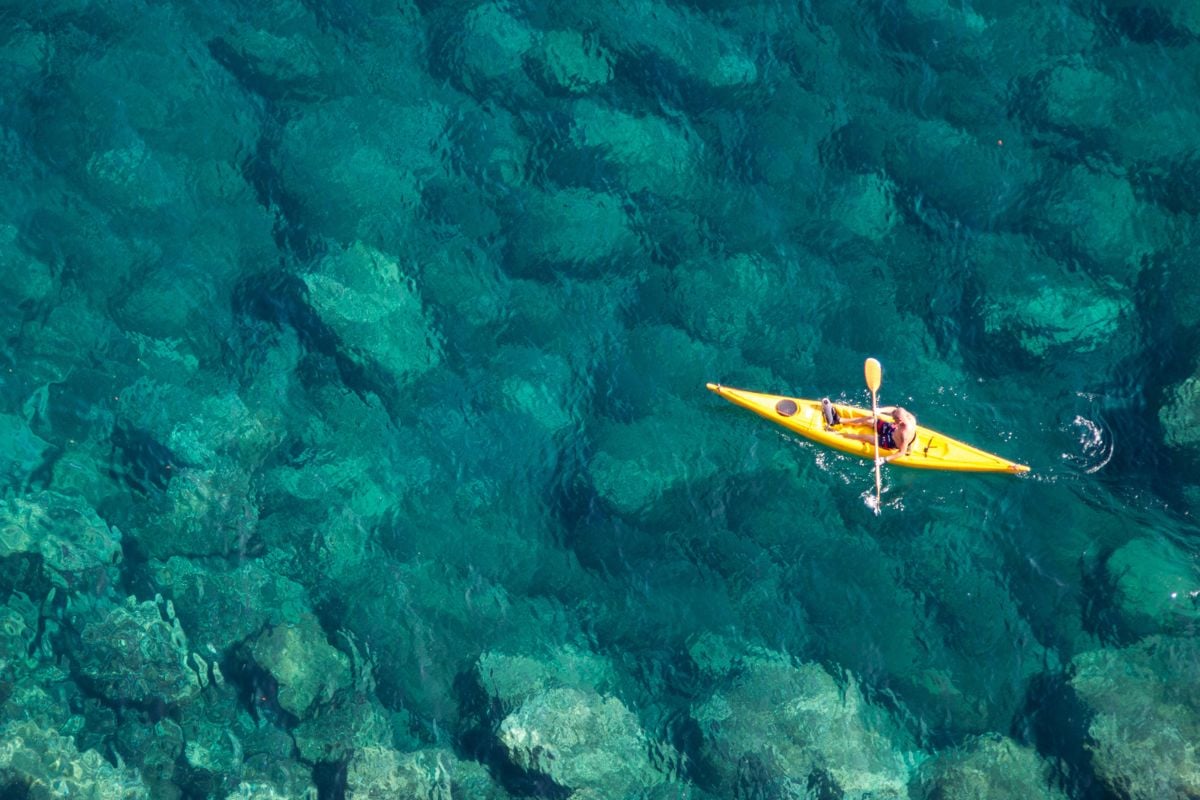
top-left (871, 389), bottom-right (881, 500)
top-left (864, 358), bottom-right (883, 510)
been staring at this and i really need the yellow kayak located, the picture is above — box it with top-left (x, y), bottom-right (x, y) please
top-left (707, 383), bottom-right (1030, 474)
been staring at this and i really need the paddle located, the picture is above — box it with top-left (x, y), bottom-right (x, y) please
top-left (864, 357), bottom-right (882, 512)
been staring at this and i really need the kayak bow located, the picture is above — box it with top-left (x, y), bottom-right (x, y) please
top-left (707, 383), bottom-right (1029, 474)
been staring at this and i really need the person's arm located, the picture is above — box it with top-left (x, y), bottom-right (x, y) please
top-left (882, 430), bottom-right (917, 462)
top-left (851, 407), bottom-right (896, 426)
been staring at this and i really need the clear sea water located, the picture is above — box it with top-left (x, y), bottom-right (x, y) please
top-left (2, 1), bottom-right (1199, 798)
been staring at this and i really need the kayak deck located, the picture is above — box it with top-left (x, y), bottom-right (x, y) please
top-left (707, 383), bottom-right (1029, 474)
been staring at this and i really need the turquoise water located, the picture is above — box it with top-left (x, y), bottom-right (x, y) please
top-left (2, 0), bottom-right (1199, 797)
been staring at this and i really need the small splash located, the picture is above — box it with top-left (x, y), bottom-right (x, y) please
top-left (1063, 415), bottom-right (1113, 474)
top-left (863, 485), bottom-right (905, 515)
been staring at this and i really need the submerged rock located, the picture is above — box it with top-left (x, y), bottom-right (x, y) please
top-left (981, 2), bottom-right (1099, 80)
top-left (1159, 374), bottom-right (1200, 448)
top-left (114, 716), bottom-right (185, 800)
top-left (1039, 165), bottom-right (1169, 278)
top-left (248, 614), bottom-right (352, 718)
top-left (277, 98), bottom-right (448, 245)
top-left (558, 0), bottom-right (757, 92)
top-left (452, 2), bottom-right (537, 92)
top-left (152, 556), bottom-right (310, 654)
top-left (589, 412), bottom-right (720, 519)
top-left (508, 185), bottom-right (638, 276)
top-left (691, 637), bottom-right (916, 799)
top-left (568, 100), bottom-right (700, 196)
top-left (82, 138), bottom-right (184, 215)
top-left (668, 251), bottom-right (791, 349)
top-left (0, 720), bottom-right (150, 799)
top-left (332, 558), bottom-right (525, 727)
top-left (301, 241), bottom-right (443, 382)
top-left (613, 323), bottom-right (752, 418)
top-left (1105, 536), bottom-right (1200, 637)
top-left (226, 782), bottom-right (313, 800)
top-left (534, 29), bottom-right (614, 93)
top-left (345, 746), bottom-right (505, 800)
top-left (1038, 41), bottom-right (1200, 161)
top-left (417, 238), bottom-right (510, 339)
top-left (147, 462), bottom-right (259, 560)
top-left (0, 593), bottom-right (40, 668)
top-left (237, 728), bottom-right (315, 798)
top-left (1040, 58), bottom-right (1121, 133)
top-left (890, 0), bottom-right (989, 71)
top-left (749, 80), bottom-right (845, 195)
top-left (182, 720), bottom-right (243, 793)
top-left (0, 223), bottom-right (53, 312)
top-left (489, 345), bottom-right (578, 438)
top-left (107, 379), bottom-right (281, 559)
top-left (912, 733), bottom-right (1067, 800)
top-left (966, 232), bottom-right (1135, 360)
top-left (891, 518), bottom-right (1052, 734)
top-left (831, 172), bottom-right (899, 242)
top-left (1070, 636), bottom-right (1200, 800)
top-left (71, 597), bottom-right (201, 707)
top-left (499, 686), bottom-right (669, 797)
top-left (64, 16), bottom-right (258, 166)
top-left (475, 645), bottom-right (619, 715)
top-left (982, 277), bottom-right (1131, 358)
top-left (292, 696), bottom-right (396, 765)
top-left (884, 115), bottom-right (1038, 229)
top-left (502, 274), bottom-right (633, 375)
top-left (0, 491), bottom-right (122, 590)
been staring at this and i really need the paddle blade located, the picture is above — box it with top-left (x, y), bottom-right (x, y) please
top-left (864, 358), bottom-right (882, 393)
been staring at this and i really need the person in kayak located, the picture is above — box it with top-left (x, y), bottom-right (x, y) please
top-left (833, 405), bottom-right (918, 463)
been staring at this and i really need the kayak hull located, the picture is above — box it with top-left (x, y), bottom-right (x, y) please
top-left (707, 383), bottom-right (1029, 474)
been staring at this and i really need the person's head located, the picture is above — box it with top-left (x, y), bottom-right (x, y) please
top-left (892, 406), bottom-right (916, 428)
